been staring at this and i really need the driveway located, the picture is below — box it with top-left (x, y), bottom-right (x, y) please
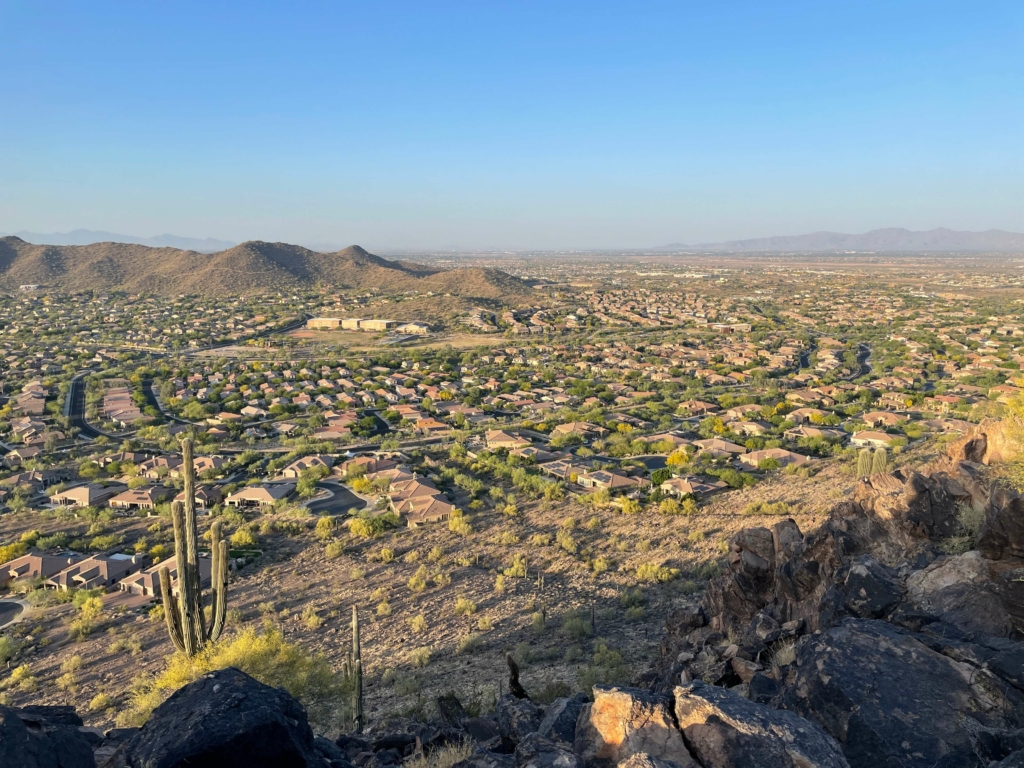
top-left (304, 482), bottom-right (367, 515)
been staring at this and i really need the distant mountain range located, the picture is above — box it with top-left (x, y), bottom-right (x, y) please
top-left (0, 229), bottom-right (236, 252)
top-left (661, 228), bottom-right (1024, 252)
top-left (0, 238), bottom-right (531, 298)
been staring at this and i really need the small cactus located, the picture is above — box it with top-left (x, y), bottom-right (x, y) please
top-left (857, 448), bottom-right (873, 478)
top-left (159, 438), bottom-right (228, 657)
top-left (872, 447), bottom-right (889, 475)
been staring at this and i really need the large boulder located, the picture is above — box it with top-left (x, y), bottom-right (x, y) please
top-left (538, 695), bottom-right (587, 746)
top-left (515, 732), bottom-right (580, 768)
top-left (673, 681), bottom-right (848, 768)
top-left (0, 705), bottom-right (96, 768)
top-left (839, 556), bottom-right (902, 620)
top-left (573, 687), bottom-right (696, 768)
top-left (704, 527), bottom-right (778, 631)
top-left (105, 667), bottom-right (324, 767)
top-left (906, 552), bottom-right (1015, 637)
top-left (783, 619), bottom-right (1017, 768)
top-left (497, 695), bottom-right (543, 744)
top-left (979, 495), bottom-right (1024, 561)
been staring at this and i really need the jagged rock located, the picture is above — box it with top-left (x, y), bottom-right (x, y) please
top-left (773, 519), bottom-right (805, 560)
top-left (573, 686), bottom-right (696, 768)
top-left (783, 619), bottom-right (1017, 768)
top-left (674, 681), bottom-right (849, 768)
top-left (729, 657), bottom-right (761, 683)
top-left (336, 734), bottom-right (372, 758)
top-left (906, 551), bottom-right (1015, 637)
top-left (538, 695), bottom-right (587, 745)
top-left (704, 527), bottom-right (777, 631)
top-left (996, 752), bottom-right (1024, 768)
top-left (746, 672), bottom-right (780, 704)
top-left (462, 717), bottom-right (502, 750)
top-left (840, 556), bottom-right (902, 620)
top-left (615, 753), bottom-right (687, 768)
top-left (439, 693), bottom-right (470, 727)
top-left (0, 705), bottom-right (96, 768)
top-left (515, 732), bottom-right (580, 768)
top-left (980, 495), bottom-right (1024, 561)
top-left (104, 667), bottom-right (323, 767)
top-left (18, 705), bottom-right (84, 727)
top-left (315, 736), bottom-right (356, 768)
top-left (497, 694), bottom-right (542, 744)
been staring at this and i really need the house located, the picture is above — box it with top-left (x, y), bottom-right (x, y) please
top-left (484, 430), bottom-right (531, 450)
top-left (739, 448), bottom-right (812, 468)
top-left (394, 495), bottom-right (456, 527)
top-left (225, 483), bottom-right (295, 507)
top-left (119, 554), bottom-right (213, 597)
top-left (788, 408), bottom-right (827, 424)
top-left (850, 431), bottom-right (898, 449)
top-left (660, 476), bottom-right (728, 497)
top-left (139, 455), bottom-right (183, 480)
top-left (108, 486), bottom-right (172, 511)
top-left (537, 458), bottom-right (589, 480)
top-left (396, 322), bottom-right (431, 335)
top-left (577, 469), bottom-right (650, 492)
top-left (862, 411), bottom-right (907, 428)
top-left (280, 455), bottom-right (334, 479)
top-left (173, 485), bottom-right (223, 509)
top-left (784, 426), bottom-right (845, 442)
top-left (339, 455), bottom-right (398, 477)
top-left (0, 551), bottom-right (84, 588)
top-left (47, 553), bottom-right (147, 592)
top-left (550, 421), bottom-right (608, 441)
top-left (50, 482), bottom-right (127, 508)
top-left (692, 438), bottom-right (747, 457)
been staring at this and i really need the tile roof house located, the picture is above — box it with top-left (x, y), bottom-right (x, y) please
top-left (739, 448), bottom-right (813, 468)
top-left (118, 554), bottom-right (213, 597)
top-left (47, 552), bottom-right (148, 592)
top-left (108, 486), bottom-right (172, 510)
top-left (577, 469), bottom-right (650, 491)
top-left (50, 482), bottom-right (127, 508)
top-left (1, 551), bottom-right (84, 588)
top-left (225, 483), bottom-right (295, 507)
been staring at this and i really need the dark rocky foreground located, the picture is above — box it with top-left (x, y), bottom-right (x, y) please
top-left (5, 422), bottom-right (1024, 768)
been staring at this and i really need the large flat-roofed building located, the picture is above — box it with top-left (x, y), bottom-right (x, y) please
top-left (341, 318), bottom-right (364, 330)
top-left (307, 317), bottom-right (341, 330)
top-left (359, 319), bottom-right (398, 331)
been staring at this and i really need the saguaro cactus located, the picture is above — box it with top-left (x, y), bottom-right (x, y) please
top-left (159, 438), bottom-right (228, 657)
top-left (341, 605), bottom-right (364, 732)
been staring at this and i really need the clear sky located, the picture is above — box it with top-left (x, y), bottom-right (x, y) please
top-left (1, 1), bottom-right (1022, 250)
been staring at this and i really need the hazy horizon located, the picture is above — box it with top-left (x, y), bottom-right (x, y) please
top-left (2, 1), bottom-right (1022, 249)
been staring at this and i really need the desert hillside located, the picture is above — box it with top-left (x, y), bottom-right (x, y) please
top-left (0, 238), bottom-right (531, 299)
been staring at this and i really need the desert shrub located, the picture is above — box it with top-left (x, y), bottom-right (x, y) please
top-left (230, 527), bottom-right (258, 548)
top-left (456, 634), bottom-right (483, 654)
top-left (404, 740), bottom-right (474, 768)
top-left (477, 615), bottom-right (493, 631)
top-left (619, 588), bottom-right (644, 608)
top-left (577, 639), bottom-right (631, 689)
top-left (743, 500), bottom-right (790, 516)
top-left (379, 547), bottom-right (396, 563)
top-left (693, 561), bottom-right (721, 580)
top-left (454, 596), bottom-right (478, 616)
top-left (89, 692), bottom-right (114, 712)
top-left (377, 601), bottom-right (392, 617)
top-left (529, 534), bottom-right (552, 546)
top-left (408, 565), bottom-right (429, 593)
top-left (1, 664), bottom-right (37, 693)
top-left (561, 610), bottom-right (592, 640)
top-left (591, 556), bottom-right (612, 574)
top-left (635, 562), bottom-right (679, 583)
top-left (625, 606), bottom-right (644, 622)
top-left (325, 541), bottom-right (344, 559)
top-left (531, 611), bottom-right (546, 634)
top-left (504, 554), bottom-right (528, 578)
top-left (314, 516), bottom-right (335, 541)
top-left (350, 567), bottom-right (366, 580)
top-left (300, 605), bottom-right (323, 630)
top-left (409, 614), bottom-right (428, 633)
top-left (493, 574), bottom-right (506, 594)
top-left (687, 529), bottom-right (705, 544)
top-left (433, 571), bottom-right (451, 588)
top-left (410, 646), bottom-right (432, 668)
top-left (0, 636), bottom-right (20, 664)
top-left (555, 529), bottom-right (578, 555)
top-left (117, 627), bottom-right (350, 730)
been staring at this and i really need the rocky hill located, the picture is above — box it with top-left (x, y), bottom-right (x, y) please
top-left (0, 238), bottom-right (531, 299)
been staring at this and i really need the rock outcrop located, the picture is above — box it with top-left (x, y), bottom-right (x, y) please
top-left (0, 704), bottom-right (96, 768)
top-left (674, 681), bottom-right (848, 768)
top-left (104, 667), bottom-right (329, 768)
top-left (655, 420), bottom-right (1024, 768)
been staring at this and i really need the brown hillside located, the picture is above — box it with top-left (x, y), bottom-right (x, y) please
top-left (0, 237), bottom-right (530, 299)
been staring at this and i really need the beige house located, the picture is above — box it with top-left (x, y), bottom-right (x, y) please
top-left (108, 486), bottom-right (172, 511)
top-left (47, 553), bottom-right (147, 592)
top-left (119, 555), bottom-right (213, 597)
top-left (739, 448), bottom-right (812, 468)
top-left (1, 551), bottom-right (84, 588)
top-left (50, 482), bottom-right (127, 508)
top-left (225, 483), bottom-right (295, 507)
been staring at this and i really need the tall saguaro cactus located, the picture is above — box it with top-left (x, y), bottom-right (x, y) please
top-left (340, 605), bottom-right (364, 732)
top-left (159, 438), bottom-right (228, 657)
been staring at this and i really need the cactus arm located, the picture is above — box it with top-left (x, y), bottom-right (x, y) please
top-left (209, 528), bottom-right (228, 643)
top-left (159, 566), bottom-right (186, 653)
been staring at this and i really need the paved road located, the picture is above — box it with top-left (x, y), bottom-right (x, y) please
top-left (66, 371), bottom-right (123, 440)
top-left (305, 482), bottom-right (366, 515)
top-left (0, 599), bottom-right (26, 628)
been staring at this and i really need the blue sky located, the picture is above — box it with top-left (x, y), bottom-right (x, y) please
top-left (1, 1), bottom-right (1022, 249)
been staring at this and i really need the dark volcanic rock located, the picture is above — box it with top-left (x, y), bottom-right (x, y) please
top-left (0, 705), bottom-right (96, 768)
top-left (515, 732), bottom-right (580, 768)
top-left (106, 667), bottom-right (323, 767)
top-left (840, 556), bottom-right (902, 620)
top-left (783, 619), bottom-right (1015, 768)
top-left (538, 695), bottom-right (587, 746)
top-left (673, 681), bottom-right (848, 768)
top-left (497, 694), bottom-right (542, 744)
